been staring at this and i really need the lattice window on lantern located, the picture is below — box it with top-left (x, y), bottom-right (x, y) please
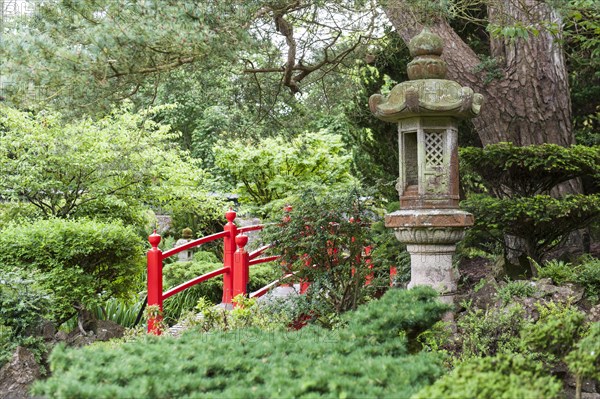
top-left (424, 131), bottom-right (444, 168)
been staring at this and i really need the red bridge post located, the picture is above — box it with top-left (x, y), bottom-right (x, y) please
top-left (232, 234), bottom-right (249, 303)
top-left (222, 209), bottom-right (237, 304)
top-left (147, 230), bottom-right (163, 334)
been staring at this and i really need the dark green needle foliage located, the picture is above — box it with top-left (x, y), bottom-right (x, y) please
top-left (33, 287), bottom-right (449, 398)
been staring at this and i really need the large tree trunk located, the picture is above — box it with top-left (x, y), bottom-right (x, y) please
top-left (383, 0), bottom-right (574, 147)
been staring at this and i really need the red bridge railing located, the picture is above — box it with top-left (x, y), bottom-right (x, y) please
top-left (146, 209), bottom-right (287, 334)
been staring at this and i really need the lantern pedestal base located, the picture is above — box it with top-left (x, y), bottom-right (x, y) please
top-left (406, 244), bottom-right (458, 293)
top-left (386, 209), bottom-right (473, 296)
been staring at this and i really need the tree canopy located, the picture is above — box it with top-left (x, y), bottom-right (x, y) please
top-left (0, 103), bottom-right (220, 225)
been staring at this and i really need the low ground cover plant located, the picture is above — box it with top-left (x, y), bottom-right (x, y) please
top-left (535, 256), bottom-right (600, 303)
top-left (413, 353), bottom-right (563, 399)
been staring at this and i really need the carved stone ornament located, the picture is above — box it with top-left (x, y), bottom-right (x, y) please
top-left (394, 227), bottom-right (467, 245)
top-left (368, 27), bottom-right (482, 298)
top-left (386, 209), bottom-right (473, 245)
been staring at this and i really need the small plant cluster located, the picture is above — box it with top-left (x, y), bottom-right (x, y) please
top-left (177, 295), bottom-right (295, 334)
top-left (33, 287), bottom-right (450, 398)
top-left (0, 273), bottom-right (50, 368)
top-left (495, 279), bottom-right (538, 303)
top-left (417, 293), bottom-right (600, 398)
top-left (534, 256), bottom-right (600, 303)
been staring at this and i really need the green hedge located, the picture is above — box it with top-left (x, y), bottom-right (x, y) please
top-left (34, 287), bottom-right (449, 398)
top-left (0, 218), bottom-right (144, 323)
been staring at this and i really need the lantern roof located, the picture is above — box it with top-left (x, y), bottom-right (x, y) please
top-left (369, 28), bottom-right (483, 122)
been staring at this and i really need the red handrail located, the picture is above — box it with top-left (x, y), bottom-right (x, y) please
top-left (249, 243), bottom-right (275, 260)
top-left (249, 255), bottom-right (281, 266)
top-left (162, 231), bottom-right (228, 259)
top-left (238, 225), bottom-right (264, 233)
top-left (250, 272), bottom-right (296, 299)
top-left (162, 267), bottom-right (228, 300)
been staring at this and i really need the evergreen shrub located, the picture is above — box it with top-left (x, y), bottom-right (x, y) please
top-left (34, 287), bottom-right (449, 398)
top-left (457, 303), bottom-right (527, 359)
top-left (460, 143), bottom-right (600, 266)
top-left (521, 301), bottom-right (586, 360)
top-left (413, 353), bottom-right (563, 399)
top-left (576, 256), bottom-right (600, 303)
top-left (566, 322), bottom-right (600, 392)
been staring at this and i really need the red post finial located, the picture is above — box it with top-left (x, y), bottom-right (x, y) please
top-left (235, 234), bottom-right (249, 249)
top-left (226, 208), bottom-right (237, 223)
top-left (149, 230), bottom-right (161, 249)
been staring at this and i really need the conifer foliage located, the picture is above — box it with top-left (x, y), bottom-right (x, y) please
top-left (34, 287), bottom-right (449, 398)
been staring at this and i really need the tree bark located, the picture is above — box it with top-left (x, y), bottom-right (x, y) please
top-left (383, 0), bottom-right (573, 147)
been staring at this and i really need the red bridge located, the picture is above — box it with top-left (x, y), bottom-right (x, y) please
top-left (146, 208), bottom-right (296, 334)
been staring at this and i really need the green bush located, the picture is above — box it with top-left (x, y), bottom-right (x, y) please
top-left (521, 301), bottom-right (586, 361)
top-left (566, 322), bottom-right (600, 395)
top-left (462, 193), bottom-right (600, 265)
top-left (535, 259), bottom-right (578, 285)
top-left (534, 256), bottom-right (600, 303)
top-left (457, 303), bottom-right (527, 359)
top-left (34, 287), bottom-right (449, 398)
top-left (460, 143), bottom-right (600, 198)
top-left (460, 143), bottom-right (600, 267)
top-left (0, 201), bottom-right (43, 225)
top-left (412, 353), bottom-right (563, 399)
top-left (576, 256), bottom-right (600, 303)
top-left (496, 279), bottom-right (538, 304)
top-left (0, 218), bottom-right (144, 324)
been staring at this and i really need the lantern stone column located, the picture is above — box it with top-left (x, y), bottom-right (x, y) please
top-left (369, 28), bottom-right (483, 299)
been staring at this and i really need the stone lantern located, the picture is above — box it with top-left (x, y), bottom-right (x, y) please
top-left (369, 28), bottom-right (483, 298)
top-left (175, 228), bottom-right (194, 262)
